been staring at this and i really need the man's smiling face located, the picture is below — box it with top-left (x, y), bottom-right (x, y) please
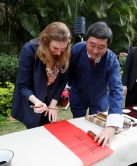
top-left (86, 37), bottom-right (108, 60)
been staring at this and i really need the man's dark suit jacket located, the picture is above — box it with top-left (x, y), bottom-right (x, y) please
top-left (122, 47), bottom-right (137, 91)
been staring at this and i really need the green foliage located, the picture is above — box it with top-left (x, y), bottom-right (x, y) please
top-left (1, 0), bottom-right (137, 54)
top-left (0, 82), bottom-right (14, 117)
top-left (83, 0), bottom-right (137, 54)
top-left (17, 12), bottom-right (40, 37)
top-left (0, 113), bottom-right (10, 126)
top-left (119, 56), bottom-right (127, 71)
top-left (0, 114), bottom-right (26, 135)
top-left (0, 53), bottom-right (19, 86)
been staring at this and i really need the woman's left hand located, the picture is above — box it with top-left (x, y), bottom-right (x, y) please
top-left (45, 99), bottom-right (58, 122)
top-left (44, 106), bottom-right (58, 122)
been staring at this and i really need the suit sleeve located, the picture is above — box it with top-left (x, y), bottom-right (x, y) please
top-left (122, 49), bottom-right (132, 86)
top-left (107, 53), bottom-right (124, 128)
top-left (16, 44), bottom-right (35, 101)
top-left (67, 53), bottom-right (73, 87)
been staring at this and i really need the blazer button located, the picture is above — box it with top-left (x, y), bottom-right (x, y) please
top-left (50, 90), bottom-right (52, 93)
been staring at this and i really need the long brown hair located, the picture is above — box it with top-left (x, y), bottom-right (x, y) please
top-left (36, 22), bottom-right (71, 73)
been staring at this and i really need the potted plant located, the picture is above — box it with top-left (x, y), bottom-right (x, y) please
top-left (59, 88), bottom-right (69, 106)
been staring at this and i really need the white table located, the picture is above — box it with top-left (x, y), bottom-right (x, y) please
top-left (0, 117), bottom-right (137, 166)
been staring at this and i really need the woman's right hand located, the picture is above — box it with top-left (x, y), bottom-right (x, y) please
top-left (33, 101), bottom-right (49, 114)
top-left (29, 95), bottom-right (49, 114)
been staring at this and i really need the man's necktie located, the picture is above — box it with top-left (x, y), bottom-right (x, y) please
top-left (91, 59), bottom-right (95, 69)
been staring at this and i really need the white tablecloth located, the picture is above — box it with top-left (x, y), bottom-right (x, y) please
top-left (0, 117), bottom-right (137, 166)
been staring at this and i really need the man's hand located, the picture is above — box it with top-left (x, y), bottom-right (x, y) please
top-left (94, 126), bottom-right (116, 147)
top-left (123, 86), bottom-right (127, 96)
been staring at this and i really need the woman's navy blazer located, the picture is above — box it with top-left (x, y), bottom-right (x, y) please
top-left (12, 40), bottom-right (67, 128)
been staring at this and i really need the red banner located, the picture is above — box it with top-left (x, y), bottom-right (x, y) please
top-left (44, 120), bottom-right (113, 166)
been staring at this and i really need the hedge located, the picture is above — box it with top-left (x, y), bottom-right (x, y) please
top-left (0, 53), bottom-right (19, 87)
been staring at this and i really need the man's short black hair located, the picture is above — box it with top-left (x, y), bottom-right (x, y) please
top-left (86, 21), bottom-right (113, 46)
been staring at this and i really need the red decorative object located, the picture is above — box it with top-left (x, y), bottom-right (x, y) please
top-left (59, 88), bottom-right (69, 106)
top-left (59, 98), bottom-right (69, 106)
top-left (44, 120), bottom-right (113, 166)
top-left (61, 88), bottom-right (69, 99)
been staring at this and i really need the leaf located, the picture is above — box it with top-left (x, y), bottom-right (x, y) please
top-left (18, 12), bottom-right (40, 37)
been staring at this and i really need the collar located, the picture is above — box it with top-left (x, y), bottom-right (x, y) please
top-left (87, 52), bottom-right (101, 63)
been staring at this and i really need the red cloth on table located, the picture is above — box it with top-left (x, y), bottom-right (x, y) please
top-left (44, 120), bottom-right (113, 166)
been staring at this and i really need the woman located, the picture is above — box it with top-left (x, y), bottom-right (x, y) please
top-left (12, 22), bottom-right (71, 129)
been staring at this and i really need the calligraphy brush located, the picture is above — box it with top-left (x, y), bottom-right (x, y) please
top-left (30, 105), bottom-right (62, 110)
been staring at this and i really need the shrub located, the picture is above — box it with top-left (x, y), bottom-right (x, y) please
top-left (0, 53), bottom-right (19, 87)
top-left (0, 82), bottom-right (14, 117)
top-left (119, 55), bottom-right (127, 72)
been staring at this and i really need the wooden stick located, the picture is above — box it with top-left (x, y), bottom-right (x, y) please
top-left (94, 115), bottom-right (106, 122)
top-left (87, 130), bottom-right (96, 138)
top-left (87, 130), bottom-right (103, 145)
top-left (97, 112), bottom-right (107, 118)
top-left (30, 105), bottom-right (61, 110)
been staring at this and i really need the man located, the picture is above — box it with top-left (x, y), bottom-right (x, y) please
top-left (122, 47), bottom-right (137, 107)
top-left (68, 21), bottom-right (124, 147)
top-left (122, 48), bottom-right (137, 166)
